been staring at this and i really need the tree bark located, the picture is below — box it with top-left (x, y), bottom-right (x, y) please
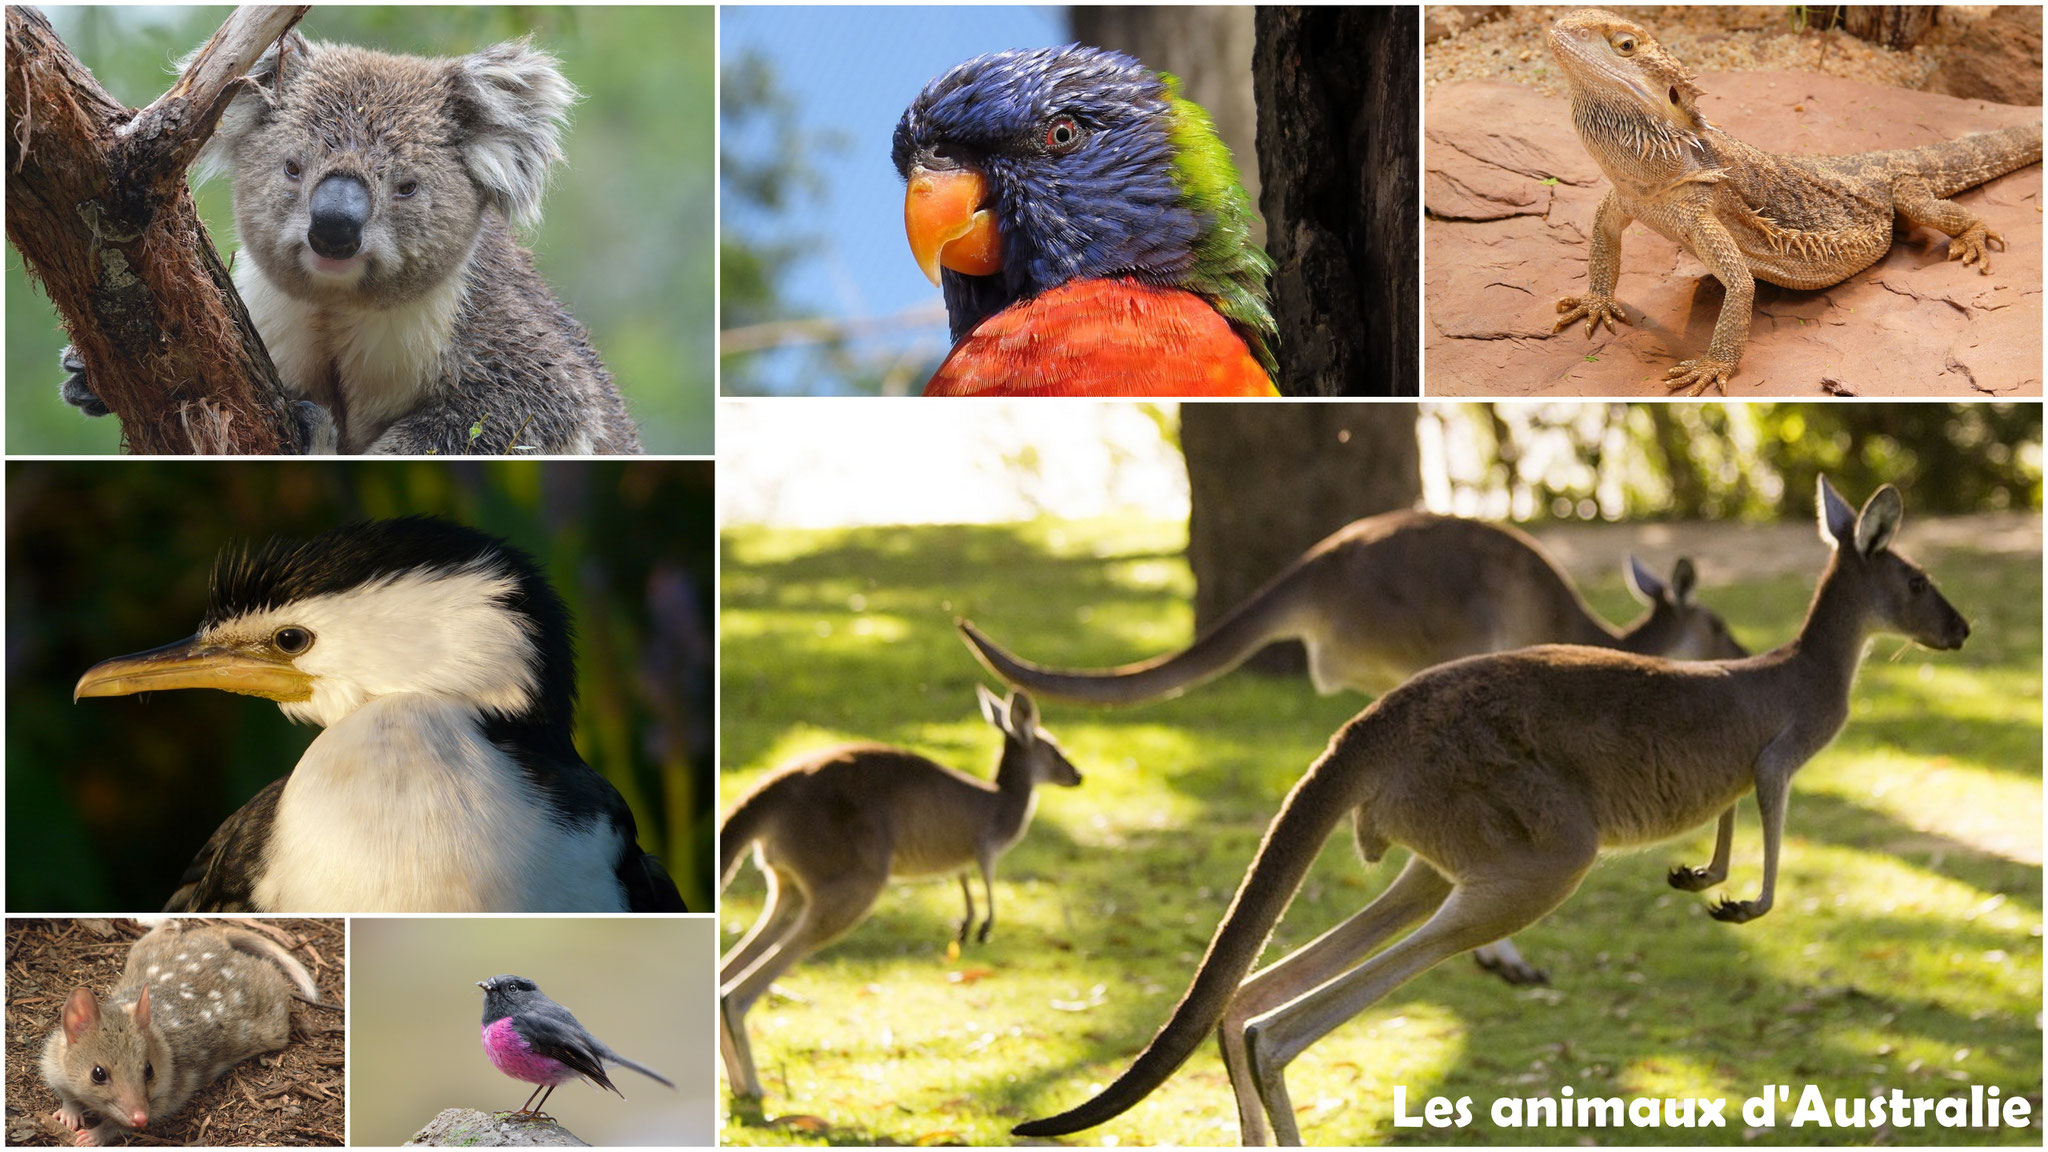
top-left (5, 5), bottom-right (308, 454)
top-left (1181, 403), bottom-right (1422, 675)
top-left (1068, 6), bottom-right (1261, 249)
top-left (1254, 6), bottom-right (1419, 397)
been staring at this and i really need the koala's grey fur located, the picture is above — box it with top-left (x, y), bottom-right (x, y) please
top-left (191, 32), bottom-right (639, 454)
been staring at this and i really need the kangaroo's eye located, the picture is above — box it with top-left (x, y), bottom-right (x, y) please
top-left (1043, 117), bottom-right (1084, 155)
top-left (284, 159), bottom-right (303, 180)
top-left (273, 626), bottom-right (314, 655)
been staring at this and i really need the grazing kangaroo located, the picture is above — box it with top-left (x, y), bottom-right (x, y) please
top-left (717, 686), bottom-right (1082, 1100)
top-left (1013, 478), bottom-right (1967, 1145)
top-left (961, 510), bottom-right (1748, 986)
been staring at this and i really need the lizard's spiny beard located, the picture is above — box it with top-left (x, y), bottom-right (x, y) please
top-left (1571, 93), bottom-right (1705, 171)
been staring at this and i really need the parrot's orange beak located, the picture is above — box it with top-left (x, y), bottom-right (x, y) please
top-left (905, 166), bottom-right (1002, 285)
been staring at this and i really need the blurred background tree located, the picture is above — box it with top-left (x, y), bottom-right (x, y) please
top-left (5, 6), bottom-right (715, 453)
top-left (7, 461), bottom-right (715, 913)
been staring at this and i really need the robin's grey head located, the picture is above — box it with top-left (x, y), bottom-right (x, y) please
top-left (74, 517), bottom-right (575, 732)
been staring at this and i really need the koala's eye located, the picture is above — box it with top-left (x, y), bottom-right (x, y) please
top-left (273, 626), bottom-right (314, 655)
top-left (284, 159), bottom-right (302, 181)
top-left (1043, 116), bottom-right (1084, 155)
top-left (395, 179), bottom-right (419, 198)
top-left (91, 1066), bottom-right (108, 1085)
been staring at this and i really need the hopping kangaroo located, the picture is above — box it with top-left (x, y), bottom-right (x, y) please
top-left (718, 686), bottom-right (1082, 1100)
top-left (1014, 477), bottom-right (1967, 1145)
top-left (961, 509), bottom-right (1748, 984)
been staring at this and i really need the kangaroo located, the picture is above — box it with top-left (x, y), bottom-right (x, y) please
top-left (1013, 477), bottom-right (1967, 1145)
top-left (718, 686), bottom-right (1082, 1101)
top-left (961, 510), bottom-right (1749, 986)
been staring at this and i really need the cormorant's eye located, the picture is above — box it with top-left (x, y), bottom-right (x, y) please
top-left (1043, 116), bottom-right (1084, 155)
top-left (273, 626), bottom-right (314, 655)
top-left (284, 159), bottom-right (303, 181)
top-left (91, 1066), bottom-right (108, 1085)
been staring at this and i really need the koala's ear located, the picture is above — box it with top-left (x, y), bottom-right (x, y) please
top-left (449, 38), bottom-right (576, 230)
top-left (193, 31), bottom-right (315, 183)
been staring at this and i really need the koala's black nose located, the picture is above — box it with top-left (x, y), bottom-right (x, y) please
top-left (307, 175), bottom-right (371, 259)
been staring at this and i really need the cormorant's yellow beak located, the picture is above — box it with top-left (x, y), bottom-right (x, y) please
top-left (74, 636), bottom-right (314, 704)
top-left (905, 165), bottom-right (1002, 285)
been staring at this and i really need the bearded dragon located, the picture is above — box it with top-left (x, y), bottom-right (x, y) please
top-left (1548, 8), bottom-right (2042, 394)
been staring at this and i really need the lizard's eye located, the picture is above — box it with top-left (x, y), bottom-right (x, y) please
top-left (1669, 86), bottom-right (1681, 105)
top-left (1615, 35), bottom-right (1636, 54)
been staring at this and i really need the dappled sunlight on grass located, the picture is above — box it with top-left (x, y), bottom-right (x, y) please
top-left (720, 516), bottom-right (2040, 1146)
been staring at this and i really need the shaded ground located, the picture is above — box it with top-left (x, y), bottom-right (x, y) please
top-left (5, 919), bottom-right (346, 1147)
top-left (1423, 6), bottom-right (2044, 397)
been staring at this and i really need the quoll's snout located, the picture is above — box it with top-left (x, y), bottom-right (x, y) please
top-left (307, 174), bottom-right (371, 259)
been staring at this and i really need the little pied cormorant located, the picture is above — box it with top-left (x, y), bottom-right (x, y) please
top-left (74, 517), bottom-right (687, 913)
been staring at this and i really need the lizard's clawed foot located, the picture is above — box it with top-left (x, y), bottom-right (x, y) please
top-left (1947, 224), bottom-right (2005, 274)
top-left (1554, 294), bottom-right (1630, 337)
top-left (1664, 357), bottom-right (1735, 396)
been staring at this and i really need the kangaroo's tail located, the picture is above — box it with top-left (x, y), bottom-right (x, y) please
top-left (1012, 750), bottom-right (1364, 1136)
top-left (957, 565), bottom-right (1308, 707)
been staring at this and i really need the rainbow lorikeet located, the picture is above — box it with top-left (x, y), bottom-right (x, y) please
top-left (893, 45), bottom-right (1280, 397)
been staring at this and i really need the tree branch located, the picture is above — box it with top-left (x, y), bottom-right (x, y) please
top-left (5, 5), bottom-right (310, 454)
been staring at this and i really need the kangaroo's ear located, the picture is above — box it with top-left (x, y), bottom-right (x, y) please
top-left (1668, 557), bottom-right (1697, 606)
top-left (977, 683), bottom-right (1004, 729)
top-left (1625, 554), bottom-right (1665, 605)
top-left (1854, 485), bottom-right (1904, 557)
top-left (1816, 475), bottom-right (1856, 548)
top-left (1005, 689), bottom-right (1039, 739)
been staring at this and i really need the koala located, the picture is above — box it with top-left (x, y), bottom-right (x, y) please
top-left (64, 32), bottom-right (641, 455)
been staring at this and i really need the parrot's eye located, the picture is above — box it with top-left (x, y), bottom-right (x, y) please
top-left (1043, 117), bottom-right (1084, 155)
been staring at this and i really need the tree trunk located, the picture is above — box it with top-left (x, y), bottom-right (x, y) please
top-left (1182, 403), bottom-right (1422, 675)
top-left (1254, 6), bottom-right (1419, 397)
top-left (5, 5), bottom-right (308, 454)
top-left (1068, 6), bottom-right (1262, 250)
top-left (1840, 6), bottom-right (1939, 49)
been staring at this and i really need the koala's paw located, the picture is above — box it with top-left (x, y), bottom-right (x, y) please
top-left (293, 400), bottom-right (341, 454)
top-left (57, 346), bottom-right (111, 418)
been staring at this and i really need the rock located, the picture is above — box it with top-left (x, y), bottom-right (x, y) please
top-left (1424, 6), bottom-right (1510, 44)
top-left (1425, 72), bottom-right (2043, 396)
top-left (406, 1107), bottom-right (590, 1146)
top-left (1926, 6), bottom-right (2043, 107)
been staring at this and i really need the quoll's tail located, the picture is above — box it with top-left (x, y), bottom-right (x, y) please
top-left (956, 579), bottom-right (1300, 707)
top-left (223, 928), bottom-right (322, 1004)
top-left (1012, 755), bottom-right (1361, 1137)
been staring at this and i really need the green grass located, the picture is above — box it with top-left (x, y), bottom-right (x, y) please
top-left (719, 515), bottom-right (2041, 1146)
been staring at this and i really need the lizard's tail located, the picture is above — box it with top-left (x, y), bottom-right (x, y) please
top-left (1903, 122), bottom-right (2042, 199)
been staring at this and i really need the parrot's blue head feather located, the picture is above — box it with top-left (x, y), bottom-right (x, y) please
top-left (893, 45), bottom-right (1207, 338)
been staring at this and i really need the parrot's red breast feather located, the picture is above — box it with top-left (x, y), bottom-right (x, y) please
top-left (923, 279), bottom-right (1277, 397)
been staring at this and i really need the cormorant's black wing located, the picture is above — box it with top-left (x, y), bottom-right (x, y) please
top-left (162, 777), bottom-right (284, 911)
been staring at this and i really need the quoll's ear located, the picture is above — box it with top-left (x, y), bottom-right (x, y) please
top-left (194, 30), bottom-right (315, 183)
top-left (450, 38), bottom-right (576, 229)
top-left (60, 987), bottom-right (100, 1044)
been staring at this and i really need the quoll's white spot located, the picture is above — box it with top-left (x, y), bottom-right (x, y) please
top-left (180, 990), bottom-right (195, 999)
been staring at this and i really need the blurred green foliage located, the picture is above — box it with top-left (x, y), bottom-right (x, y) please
top-left (7, 460), bottom-right (714, 912)
top-left (1436, 403), bottom-right (2041, 520)
top-left (5, 6), bottom-right (714, 454)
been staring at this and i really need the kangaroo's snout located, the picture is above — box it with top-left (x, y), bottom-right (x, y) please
top-left (307, 174), bottom-right (372, 258)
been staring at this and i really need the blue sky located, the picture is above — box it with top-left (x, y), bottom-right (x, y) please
top-left (721, 6), bottom-right (1065, 394)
